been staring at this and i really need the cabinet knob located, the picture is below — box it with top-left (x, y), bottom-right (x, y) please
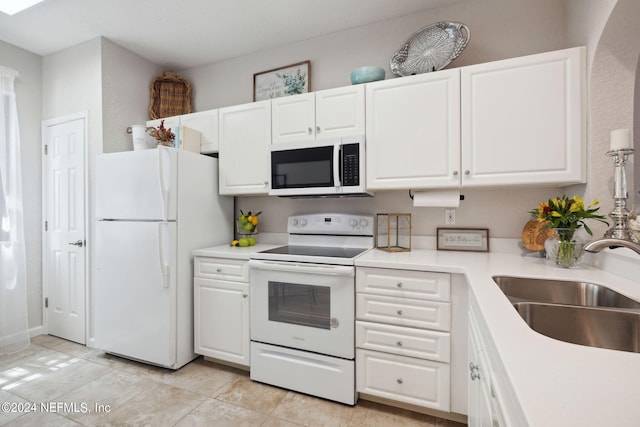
top-left (452, 170), bottom-right (458, 176)
top-left (316, 126), bottom-right (321, 133)
top-left (465, 170), bottom-right (471, 175)
top-left (308, 127), bottom-right (313, 134)
top-left (242, 293), bottom-right (248, 298)
top-left (396, 378), bottom-right (403, 384)
top-left (216, 268), bottom-right (222, 273)
top-left (397, 310), bottom-right (403, 316)
top-left (396, 341), bottom-right (403, 347)
top-left (396, 282), bottom-right (402, 288)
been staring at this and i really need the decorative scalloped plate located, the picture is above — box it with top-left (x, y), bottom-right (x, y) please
top-left (390, 22), bottom-right (470, 77)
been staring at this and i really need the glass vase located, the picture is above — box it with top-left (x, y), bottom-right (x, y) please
top-left (544, 228), bottom-right (584, 268)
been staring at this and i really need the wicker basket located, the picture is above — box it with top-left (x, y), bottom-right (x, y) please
top-left (149, 70), bottom-right (192, 119)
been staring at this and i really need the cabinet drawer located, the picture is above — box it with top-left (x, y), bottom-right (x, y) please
top-left (356, 293), bottom-right (451, 331)
top-left (356, 349), bottom-right (450, 411)
top-left (357, 267), bottom-right (450, 302)
top-left (356, 321), bottom-right (450, 363)
top-left (194, 257), bottom-right (248, 282)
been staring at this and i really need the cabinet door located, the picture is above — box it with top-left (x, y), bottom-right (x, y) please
top-left (461, 46), bottom-right (586, 187)
top-left (219, 100), bottom-right (271, 195)
top-left (366, 70), bottom-right (461, 190)
top-left (468, 310), bottom-right (493, 427)
top-left (315, 85), bottom-right (365, 139)
top-left (194, 278), bottom-right (250, 366)
top-left (180, 110), bottom-right (219, 154)
top-left (272, 92), bottom-right (315, 144)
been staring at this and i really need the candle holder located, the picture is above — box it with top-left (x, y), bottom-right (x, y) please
top-left (603, 148), bottom-right (639, 242)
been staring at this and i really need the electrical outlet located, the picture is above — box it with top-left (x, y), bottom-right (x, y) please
top-left (445, 208), bottom-right (455, 225)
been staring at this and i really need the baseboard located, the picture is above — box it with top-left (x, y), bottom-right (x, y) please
top-left (29, 325), bottom-right (44, 338)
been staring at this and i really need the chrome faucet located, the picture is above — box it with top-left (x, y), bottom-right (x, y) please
top-left (583, 238), bottom-right (640, 256)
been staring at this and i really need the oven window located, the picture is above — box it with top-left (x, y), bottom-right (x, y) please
top-left (268, 281), bottom-right (330, 329)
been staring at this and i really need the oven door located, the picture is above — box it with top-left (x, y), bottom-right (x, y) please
top-left (248, 259), bottom-right (354, 359)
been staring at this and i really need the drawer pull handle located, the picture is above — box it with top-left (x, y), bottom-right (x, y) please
top-left (396, 282), bottom-right (402, 288)
top-left (396, 341), bottom-right (402, 347)
top-left (397, 310), bottom-right (403, 316)
top-left (396, 378), bottom-right (403, 384)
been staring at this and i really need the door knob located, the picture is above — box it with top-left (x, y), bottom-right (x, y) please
top-left (68, 240), bottom-right (84, 247)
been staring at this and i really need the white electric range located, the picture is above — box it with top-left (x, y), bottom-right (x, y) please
top-left (248, 213), bottom-right (374, 405)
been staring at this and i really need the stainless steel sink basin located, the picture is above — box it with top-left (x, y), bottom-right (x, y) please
top-left (492, 276), bottom-right (640, 352)
top-left (493, 276), bottom-right (640, 309)
top-left (513, 302), bottom-right (640, 353)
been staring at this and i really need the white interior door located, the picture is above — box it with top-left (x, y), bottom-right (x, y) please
top-left (43, 113), bottom-right (87, 344)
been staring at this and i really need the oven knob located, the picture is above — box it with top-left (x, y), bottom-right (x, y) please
top-left (359, 218), bottom-right (369, 228)
top-left (300, 219), bottom-right (307, 226)
top-left (290, 219), bottom-right (299, 226)
top-left (350, 219), bottom-right (358, 228)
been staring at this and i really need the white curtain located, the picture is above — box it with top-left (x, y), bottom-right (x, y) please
top-left (0, 66), bottom-right (29, 354)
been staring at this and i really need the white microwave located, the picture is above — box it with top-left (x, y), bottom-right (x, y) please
top-left (269, 135), bottom-right (371, 197)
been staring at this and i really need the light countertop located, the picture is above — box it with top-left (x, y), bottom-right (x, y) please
top-left (356, 248), bottom-right (640, 426)
top-left (192, 243), bottom-right (282, 260)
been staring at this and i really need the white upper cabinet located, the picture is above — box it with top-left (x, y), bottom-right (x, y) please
top-left (180, 110), bottom-right (219, 154)
top-left (461, 46), bottom-right (586, 187)
top-left (272, 85), bottom-right (365, 144)
top-left (218, 100), bottom-right (271, 195)
top-left (147, 110), bottom-right (219, 154)
top-left (365, 70), bottom-right (461, 190)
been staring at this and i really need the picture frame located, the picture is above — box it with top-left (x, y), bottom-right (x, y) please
top-left (436, 227), bottom-right (489, 252)
top-left (253, 60), bottom-right (311, 101)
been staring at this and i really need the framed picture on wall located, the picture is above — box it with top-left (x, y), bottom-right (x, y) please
top-left (436, 227), bottom-right (490, 252)
top-left (253, 60), bottom-right (311, 101)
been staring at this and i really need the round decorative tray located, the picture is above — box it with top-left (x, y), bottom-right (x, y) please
top-left (390, 22), bottom-right (470, 77)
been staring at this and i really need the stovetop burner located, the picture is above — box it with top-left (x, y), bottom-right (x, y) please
top-left (258, 245), bottom-right (369, 259)
top-left (250, 213), bottom-right (375, 266)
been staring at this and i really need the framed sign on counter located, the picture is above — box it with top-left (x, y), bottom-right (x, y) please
top-left (437, 227), bottom-right (489, 252)
top-left (253, 61), bottom-right (310, 101)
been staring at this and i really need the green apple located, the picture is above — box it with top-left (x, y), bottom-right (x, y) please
top-left (238, 238), bottom-right (249, 247)
top-left (248, 237), bottom-right (256, 246)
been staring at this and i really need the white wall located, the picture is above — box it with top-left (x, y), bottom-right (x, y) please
top-left (181, 0), bottom-right (574, 239)
top-left (100, 38), bottom-right (159, 153)
top-left (0, 40), bottom-right (43, 331)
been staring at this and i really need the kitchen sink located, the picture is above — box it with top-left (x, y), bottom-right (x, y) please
top-left (513, 302), bottom-right (640, 353)
top-left (492, 276), bottom-right (640, 309)
top-left (492, 276), bottom-right (640, 352)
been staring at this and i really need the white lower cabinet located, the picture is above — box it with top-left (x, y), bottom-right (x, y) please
top-left (356, 267), bottom-right (466, 415)
top-left (194, 256), bottom-right (250, 367)
top-left (468, 291), bottom-right (526, 426)
top-left (357, 349), bottom-right (450, 410)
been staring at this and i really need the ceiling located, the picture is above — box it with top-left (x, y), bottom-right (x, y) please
top-left (0, 0), bottom-right (464, 69)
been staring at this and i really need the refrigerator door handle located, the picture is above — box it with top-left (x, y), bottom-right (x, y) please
top-left (158, 147), bottom-right (170, 221)
top-left (157, 222), bottom-right (170, 288)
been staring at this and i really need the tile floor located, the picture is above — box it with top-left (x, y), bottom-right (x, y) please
top-left (0, 335), bottom-right (466, 426)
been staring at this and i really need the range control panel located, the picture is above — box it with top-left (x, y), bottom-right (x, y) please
top-left (288, 213), bottom-right (373, 236)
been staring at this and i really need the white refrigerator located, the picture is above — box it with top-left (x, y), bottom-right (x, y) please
top-left (94, 147), bottom-right (233, 369)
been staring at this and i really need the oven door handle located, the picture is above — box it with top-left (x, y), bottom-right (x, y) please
top-left (248, 260), bottom-right (354, 277)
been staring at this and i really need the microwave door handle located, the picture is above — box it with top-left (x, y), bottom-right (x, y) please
top-left (333, 144), bottom-right (341, 187)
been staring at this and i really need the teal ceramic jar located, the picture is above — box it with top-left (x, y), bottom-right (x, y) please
top-left (350, 66), bottom-right (385, 85)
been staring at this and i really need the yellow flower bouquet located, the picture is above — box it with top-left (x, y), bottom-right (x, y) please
top-left (529, 195), bottom-right (608, 267)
